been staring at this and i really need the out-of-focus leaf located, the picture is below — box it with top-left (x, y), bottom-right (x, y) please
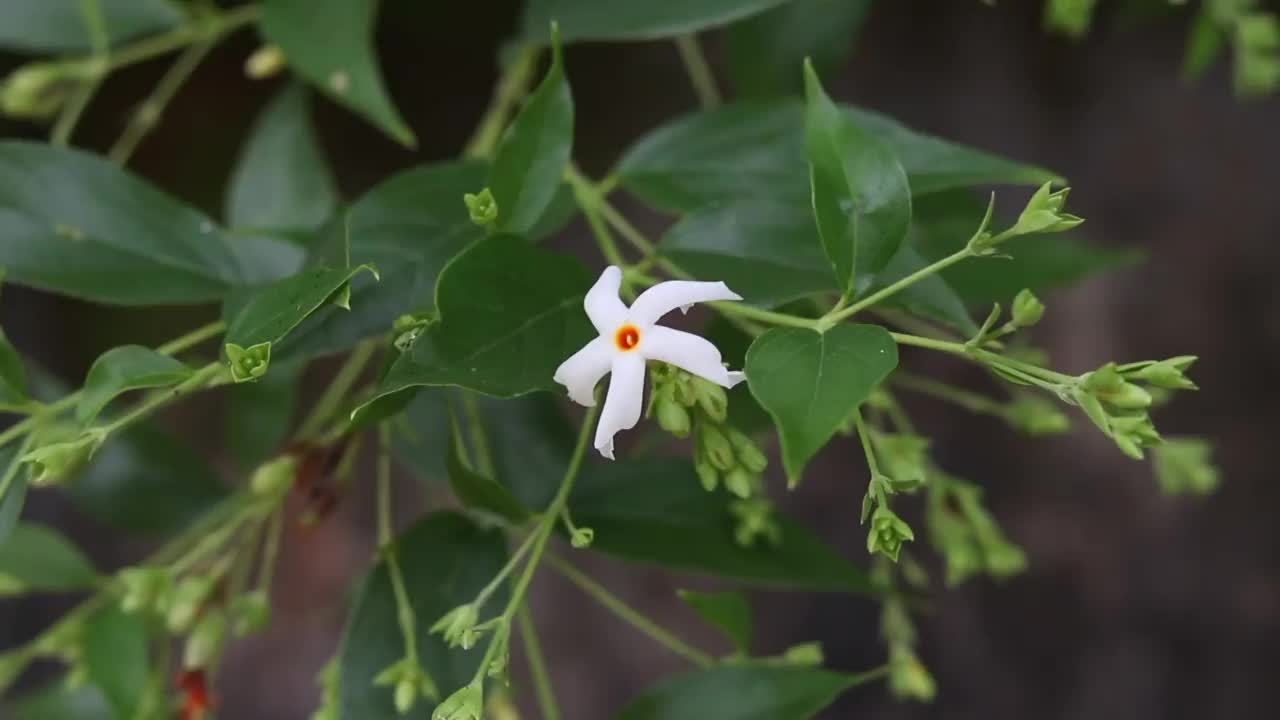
top-left (0, 523), bottom-right (96, 594)
top-left (521, 0), bottom-right (791, 42)
top-left (615, 664), bottom-right (874, 719)
top-left (677, 589), bottom-right (753, 653)
top-left (0, 446), bottom-right (28, 545)
top-left (260, 0), bottom-right (415, 146)
top-left (222, 264), bottom-right (378, 349)
top-left (82, 605), bottom-right (149, 720)
top-left (0, 327), bottom-right (29, 411)
top-left (338, 512), bottom-right (508, 717)
top-left (8, 683), bottom-right (113, 720)
top-left (726, 0), bottom-right (873, 98)
top-left (76, 345), bottom-right (192, 424)
top-left (0, 0), bottom-right (180, 54)
top-left (570, 459), bottom-right (873, 592)
top-left (445, 409), bottom-right (531, 522)
top-left (227, 361), bottom-right (301, 468)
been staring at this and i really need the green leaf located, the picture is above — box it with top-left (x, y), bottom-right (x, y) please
top-left (803, 60), bottom-right (911, 292)
top-left (745, 325), bottom-right (897, 484)
top-left (489, 28), bottom-right (573, 234)
top-left (367, 235), bottom-right (593, 401)
top-left (64, 425), bottom-right (228, 535)
top-left (521, 0), bottom-right (791, 42)
top-left (223, 264), bottom-right (378, 349)
top-left (445, 408), bottom-right (531, 522)
top-left (76, 345), bottom-right (192, 424)
top-left (0, 0), bottom-right (180, 53)
top-left (339, 512), bottom-right (508, 717)
top-left (260, 0), bottom-right (415, 146)
top-left (677, 589), bottom-right (752, 653)
top-left (659, 199), bottom-right (834, 307)
top-left (0, 446), bottom-right (28, 546)
top-left (0, 327), bottom-right (29, 411)
top-left (82, 605), bottom-right (149, 720)
top-left (1183, 7), bottom-right (1226, 81)
top-left (615, 665), bottom-right (870, 720)
top-left (0, 523), bottom-right (96, 595)
top-left (226, 83), bottom-right (338, 236)
top-left (227, 361), bottom-right (301, 468)
top-left (0, 141), bottom-right (290, 305)
top-left (911, 191), bottom-right (1141, 306)
top-left (570, 459), bottom-right (872, 592)
top-left (617, 101), bottom-right (1061, 213)
top-left (725, 0), bottom-right (872, 98)
top-left (8, 683), bottom-right (113, 720)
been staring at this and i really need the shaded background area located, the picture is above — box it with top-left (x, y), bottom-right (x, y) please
top-left (2, 1), bottom-right (1277, 718)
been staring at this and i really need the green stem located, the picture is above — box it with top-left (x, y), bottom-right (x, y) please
top-left (472, 401), bottom-right (601, 684)
top-left (596, 197), bottom-right (660, 257)
top-left (546, 555), bottom-right (714, 668)
top-left (50, 0), bottom-right (108, 145)
top-left (891, 371), bottom-right (1006, 417)
top-left (0, 434), bottom-right (35, 510)
top-left (473, 530), bottom-right (538, 610)
top-left (107, 5), bottom-right (260, 72)
top-left (822, 248), bottom-right (972, 328)
top-left (379, 425), bottom-right (419, 664)
top-left (464, 45), bottom-right (542, 158)
top-left (108, 37), bottom-right (215, 164)
top-left (516, 604), bottom-right (561, 720)
top-left (296, 340), bottom-right (378, 440)
top-left (460, 392), bottom-right (497, 479)
top-left (566, 165), bottom-right (627, 269)
top-left (674, 34), bottom-right (721, 109)
top-left (256, 507), bottom-right (284, 593)
top-left (97, 362), bottom-right (228, 437)
top-left (853, 409), bottom-right (882, 479)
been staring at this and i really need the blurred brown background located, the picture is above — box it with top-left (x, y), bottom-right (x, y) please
top-left (2, 1), bottom-right (1277, 718)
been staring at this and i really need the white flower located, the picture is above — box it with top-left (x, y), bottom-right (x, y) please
top-left (554, 266), bottom-right (746, 459)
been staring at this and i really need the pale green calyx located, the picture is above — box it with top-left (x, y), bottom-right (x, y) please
top-left (225, 341), bottom-right (272, 383)
top-left (463, 188), bottom-right (498, 227)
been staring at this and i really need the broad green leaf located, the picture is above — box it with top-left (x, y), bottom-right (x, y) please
top-left (8, 683), bottom-right (113, 720)
top-left (445, 409), bottom-right (531, 522)
top-left (660, 199), bottom-right (834, 307)
top-left (367, 235), bottom-right (593, 401)
top-left (339, 512), bottom-right (508, 717)
top-left (0, 523), bottom-right (96, 595)
top-left (745, 325), bottom-right (897, 484)
top-left (76, 345), bottom-right (192, 424)
top-left (280, 161), bottom-right (488, 361)
top-left (726, 0), bottom-right (873, 98)
top-left (64, 425), bottom-right (228, 535)
top-left (521, 0), bottom-right (790, 42)
top-left (226, 83), bottom-right (338, 236)
top-left (911, 191), bottom-right (1141, 306)
top-left (489, 29), bottom-right (573, 234)
top-left (83, 605), bottom-right (149, 719)
top-left (227, 362), bottom-right (301, 468)
top-left (804, 61), bottom-right (911, 291)
top-left (223, 264), bottom-right (378, 349)
top-left (862, 245), bottom-right (977, 334)
top-left (617, 101), bottom-right (1061, 213)
top-left (616, 665), bottom-right (870, 720)
top-left (0, 446), bottom-right (29, 545)
top-left (0, 142), bottom-right (290, 305)
top-left (0, 0), bottom-right (180, 53)
top-left (260, 0), bottom-right (415, 146)
top-left (677, 589), bottom-right (752, 653)
top-left (0, 327), bottom-right (29, 411)
top-left (570, 460), bottom-right (873, 592)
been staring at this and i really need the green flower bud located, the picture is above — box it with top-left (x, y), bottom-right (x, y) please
top-left (250, 455), bottom-right (297, 497)
top-left (395, 676), bottom-right (417, 714)
top-left (1011, 182), bottom-right (1084, 236)
top-left (698, 424), bottom-right (735, 471)
top-left (983, 540), bottom-right (1028, 578)
top-left (888, 648), bottom-right (936, 702)
top-left (1010, 288), bottom-right (1045, 328)
top-left (693, 377), bottom-right (728, 423)
top-left (463, 188), bottom-right (498, 227)
top-left (118, 566), bottom-right (173, 614)
top-left (1082, 363), bottom-right (1151, 411)
top-left (876, 433), bottom-right (929, 492)
top-left (729, 498), bottom-right (782, 547)
top-left (1152, 436), bottom-right (1219, 495)
top-left (941, 540), bottom-right (983, 586)
top-left (231, 590), bottom-right (271, 636)
top-left (166, 576), bottom-right (218, 634)
top-left (183, 608), bottom-right (228, 669)
top-left (21, 430), bottom-right (104, 487)
top-left (727, 429), bottom-right (768, 474)
top-left (0, 60), bottom-right (88, 120)
top-left (1004, 394), bottom-right (1071, 435)
top-left (723, 466), bottom-right (755, 499)
top-left (867, 506), bottom-right (914, 562)
top-left (1126, 355), bottom-right (1198, 390)
top-left (781, 642), bottom-right (824, 667)
top-left (569, 526), bottom-right (595, 549)
top-left (244, 45), bottom-right (287, 79)
top-left (432, 682), bottom-right (483, 720)
top-left (655, 393), bottom-right (692, 438)
top-left (225, 342), bottom-right (272, 383)
top-left (694, 459), bottom-right (719, 492)
top-left (672, 371), bottom-right (698, 406)
top-left (429, 604), bottom-right (479, 649)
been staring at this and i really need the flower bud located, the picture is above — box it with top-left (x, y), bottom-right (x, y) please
top-left (729, 498), bottom-right (782, 547)
top-left (698, 425), bottom-right (735, 471)
top-left (225, 342), bottom-right (272, 383)
top-left (694, 459), bottom-right (719, 492)
top-left (118, 566), bottom-right (172, 614)
top-left (432, 682), bottom-right (483, 720)
top-left (983, 540), bottom-right (1028, 578)
top-left (888, 649), bottom-right (936, 702)
top-left (1126, 355), bottom-right (1198, 390)
top-left (244, 45), bottom-right (287, 79)
top-left (183, 608), bottom-right (228, 669)
top-left (0, 60), bottom-right (87, 119)
top-left (781, 642), bottom-right (824, 666)
top-left (693, 377), bottom-right (728, 423)
top-left (1010, 288), bottom-right (1045, 328)
top-left (1082, 363), bottom-right (1151, 411)
top-left (671, 371), bottom-right (698, 407)
top-left (395, 676), bottom-right (417, 714)
top-left (251, 455), bottom-right (297, 498)
top-left (727, 429), bottom-right (767, 473)
top-left (723, 466), bottom-right (754, 499)
top-left (167, 576), bottom-right (218, 634)
top-left (1109, 413), bottom-right (1161, 459)
top-left (941, 540), bottom-right (983, 586)
top-left (1004, 394), bottom-right (1071, 435)
top-left (429, 604), bottom-right (479, 649)
top-left (569, 526), bottom-right (595, 548)
top-left (231, 590), bottom-right (271, 636)
top-left (655, 393), bottom-right (691, 437)
top-left (1152, 436), bottom-right (1219, 495)
top-left (867, 506), bottom-right (914, 562)
top-left (1011, 182), bottom-right (1083, 236)
top-left (463, 188), bottom-right (498, 227)
top-left (21, 430), bottom-right (104, 487)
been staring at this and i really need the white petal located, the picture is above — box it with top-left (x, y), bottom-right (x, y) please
top-left (641, 326), bottom-right (740, 388)
top-left (584, 265), bottom-right (628, 335)
top-left (593, 353), bottom-right (646, 460)
top-left (726, 370), bottom-right (746, 388)
top-left (628, 279), bottom-right (742, 326)
top-left (553, 337), bottom-right (614, 406)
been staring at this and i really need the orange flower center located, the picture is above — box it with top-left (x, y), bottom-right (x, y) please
top-left (614, 324), bottom-right (641, 351)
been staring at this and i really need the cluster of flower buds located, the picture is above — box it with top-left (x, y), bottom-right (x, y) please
top-left (967, 182), bottom-right (1084, 257)
top-left (1152, 436), bottom-right (1220, 495)
top-left (429, 604), bottom-right (483, 650)
top-left (374, 656), bottom-right (439, 715)
top-left (927, 478), bottom-right (1026, 585)
top-left (433, 681), bottom-right (483, 720)
top-left (727, 497), bottom-right (781, 547)
top-left (648, 363), bottom-right (768, 500)
top-left (1073, 356), bottom-right (1197, 459)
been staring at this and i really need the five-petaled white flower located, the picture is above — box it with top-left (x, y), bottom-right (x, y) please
top-left (554, 266), bottom-right (746, 459)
